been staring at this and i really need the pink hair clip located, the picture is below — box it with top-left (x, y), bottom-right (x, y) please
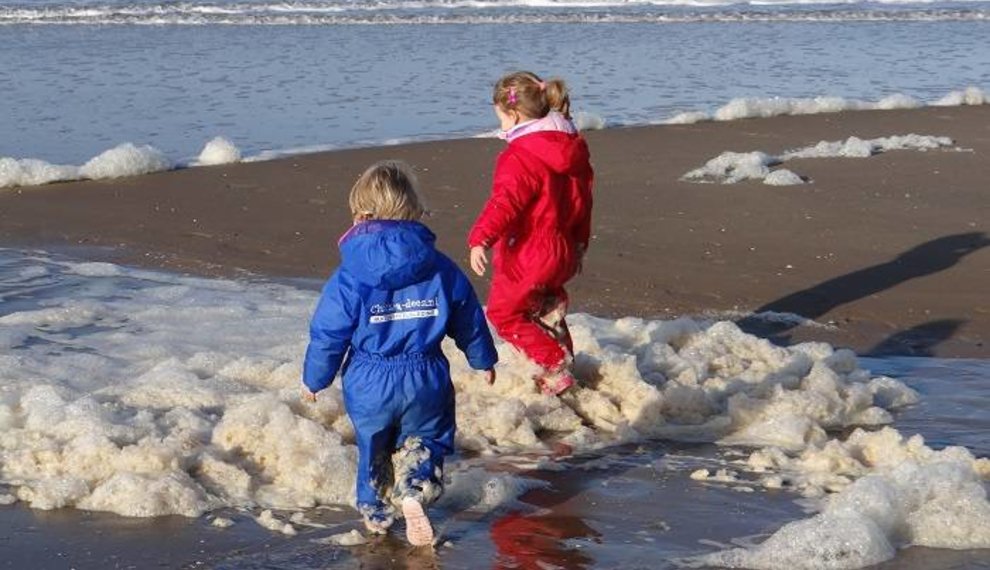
top-left (537, 81), bottom-right (546, 92)
top-left (507, 87), bottom-right (518, 105)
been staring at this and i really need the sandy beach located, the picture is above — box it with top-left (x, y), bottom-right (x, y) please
top-left (3, 105), bottom-right (987, 357)
top-left (3, 105), bottom-right (990, 570)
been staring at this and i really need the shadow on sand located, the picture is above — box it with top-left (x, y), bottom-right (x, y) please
top-left (736, 232), bottom-right (989, 355)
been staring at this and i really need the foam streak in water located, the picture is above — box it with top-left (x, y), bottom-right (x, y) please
top-left (1, 2), bottom-right (989, 25)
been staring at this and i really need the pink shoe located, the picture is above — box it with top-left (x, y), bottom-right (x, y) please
top-left (537, 370), bottom-right (576, 396)
top-left (401, 497), bottom-right (435, 547)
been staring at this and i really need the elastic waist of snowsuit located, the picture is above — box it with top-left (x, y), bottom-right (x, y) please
top-left (349, 349), bottom-right (445, 368)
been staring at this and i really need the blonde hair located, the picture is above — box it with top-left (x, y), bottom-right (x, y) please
top-left (492, 71), bottom-right (571, 120)
top-left (349, 160), bottom-right (426, 221)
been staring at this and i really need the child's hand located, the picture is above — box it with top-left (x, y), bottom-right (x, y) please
top-left (485, 369), bottom-right (496, 385)
top-left (302, 388), bottom-right (318, 403)
top-left (470, 246), bottom-right (489, 276)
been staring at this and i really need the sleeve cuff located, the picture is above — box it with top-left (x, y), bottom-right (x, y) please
top-left (468, 351), bottom-right (498, 371)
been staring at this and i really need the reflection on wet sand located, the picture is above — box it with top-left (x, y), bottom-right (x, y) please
top-left (491, 511), bottom-right (601, 570)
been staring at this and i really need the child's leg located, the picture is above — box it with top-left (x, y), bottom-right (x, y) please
top-left (344, 362), bottom-right (403, 533)
top-left (486, 274), bottom-right (569, 372)
top-left (393, 359), bottom-right (456, 546)
top-left (534, 286), bottom-right (575, 397)
top-left (351, 415), bottom-right (398, 532)
top-left (535, 285), bottom-right (573, 357)
top-left (394, 359), bottom-right (455, 505)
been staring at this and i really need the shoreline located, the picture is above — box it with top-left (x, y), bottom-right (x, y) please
top-left (2, 105), bottom-right (988, 357)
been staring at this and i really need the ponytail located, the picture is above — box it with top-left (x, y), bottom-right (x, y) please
top-left (493, 71), bottom-right (572, 120)
top-left (545, 78), bottom-right (571, 119)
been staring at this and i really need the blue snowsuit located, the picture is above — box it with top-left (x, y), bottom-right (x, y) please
top-left (303, 220), bottom-right (498, 523)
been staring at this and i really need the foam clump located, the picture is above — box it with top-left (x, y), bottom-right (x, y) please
top-left (573, 111), bottom-right (607, 131)
top-left (693, 511), bottom-right (895, 569)
top-left (0, 158), bottom-right (79, 189)
top-left (683, 134), bottom-right (954, 185)
top-left (209, 395), bottom-right (356, 509)
top-left (452, 318), bottom-right (915, 454)
top-left (79, 143), bottom-right (171, 180)
top-left (317, 529), bottom-right (368, 546)
top-left (77, 471), bottom-right (211, 518)
top-left (682, 151), bottom-right (777, 184)
top-left (2, 139), bottom-right (220, 190)
top-left (255, 509), bottom-right (296, 535)
top-left (782, 135), bottom-right (953, 160)
top-left (197, 136), bottom-right (242, 166)
top-left (690, 468), bottom-right (741, 483)
top-left (691, 430), bottom-right (990, 568)
top-left (875, 93), bottom-right (922, 110)
top-left (933, 86), bottom-right (988, 107)
top-left (713, 95), bottom-right (869, 122)
top-left (665, 86), bottom-right (984, 125)
top-left (665, 111), bottom-right (711, 125)
top-left (763, 169), bottom-right (804, 186)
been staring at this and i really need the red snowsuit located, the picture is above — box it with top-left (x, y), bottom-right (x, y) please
top-left (468, 116), bottom-right (594, 372)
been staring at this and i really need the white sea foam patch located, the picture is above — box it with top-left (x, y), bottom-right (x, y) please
top-left (780, 134), bottom-right (954, 160)
top-left (0, 138), bottom-right (240, 189)
top-left (682, 134), bottom-right (955, 185)
top-left (78, 143), bottom-right (171, 180)
top-left (573, 111), bottom-right (607, 131)
top-left (1, 143), bottom-right (168, 189)
top-left (705, 310), bottom-right (836, 330)
top-left (933, 86), bottom-right (989, 107)
top-left (681, 429), bottom-right (990, 568)
top-left (1, 3), bottom-right (988, 25)
top-left (196, 136), bottom-right (242, 166)
top-left (0, 250), bottom-right (986, 562)
top-left (665, 86), bottom-right (987, 125)
top-left (0, 158), bottom-right (79, 189)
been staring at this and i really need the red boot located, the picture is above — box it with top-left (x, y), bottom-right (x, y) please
top-left (535, 367), bottom-right (576, 396)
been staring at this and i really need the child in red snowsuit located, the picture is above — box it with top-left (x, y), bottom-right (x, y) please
top-left (468, 71), bottom-right (594, 395)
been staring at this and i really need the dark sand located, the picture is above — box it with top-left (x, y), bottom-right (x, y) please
top-left (2, 106), bottom-right (988, 358)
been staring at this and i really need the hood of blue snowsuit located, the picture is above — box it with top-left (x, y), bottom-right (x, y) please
top-left (302, 220), bottom-right (497, 392)
top-left (338, 220), bottom-right (438, 289)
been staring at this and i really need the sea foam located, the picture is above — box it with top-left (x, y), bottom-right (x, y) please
top-left (682, 134), bottom-right (955, 185)
top-left (0, 158), bottom-right (79, 189)
top-left (2, 2), bottom-right (988, 26)
top-left (78, 143), bottom-right (171, 180)
top-left (0, 139), bottom-right (232, 190)
top-left (196, 136), bottom-right (242, 166)
top-left (0, 252), bottom-right (987, 566)
top-left (665, 86), bottom-right (987, 125)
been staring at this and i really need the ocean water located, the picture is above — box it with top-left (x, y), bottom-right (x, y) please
top-left (1, 0), bottom-right (989, 164)
top-left (0, 247), bottom-right (988, 569)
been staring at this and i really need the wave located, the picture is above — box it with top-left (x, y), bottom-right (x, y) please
top-left (2, 88), bottom-right (986, 191)
top-left (2, 1), bottom-right (989, 25)
top-left (663, 86), bottom-right (988, 124)
top-left (0, 138), bottom-right (240, 189)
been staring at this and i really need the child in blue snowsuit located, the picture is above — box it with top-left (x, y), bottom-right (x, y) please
top-left (302, 160), bottom-right (498, 546)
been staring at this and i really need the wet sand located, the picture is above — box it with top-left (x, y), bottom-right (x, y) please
top-left (1, 105), bottom-right (988, 357)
